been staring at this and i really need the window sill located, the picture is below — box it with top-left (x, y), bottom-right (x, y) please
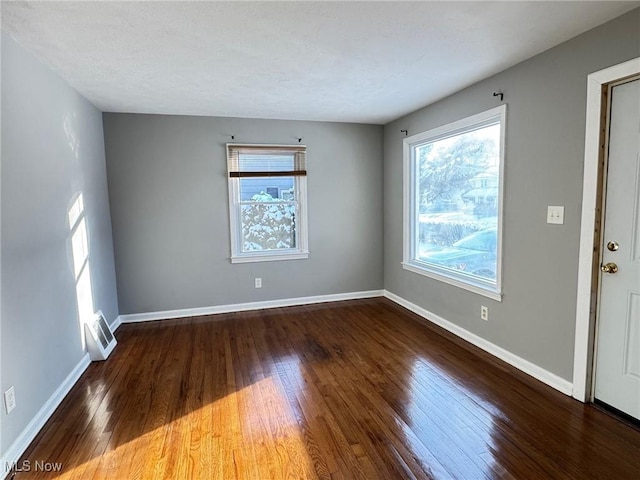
top-left (401, 262), bottom-right (502, 302)
top-left (231, 252), bottom-right (309, 264)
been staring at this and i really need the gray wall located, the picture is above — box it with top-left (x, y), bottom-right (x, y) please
top-left (103, 114), bottom-right (383, 314)
top-left (2, 10), bottom-right (635, 463)
top-left (1, 34), bottom-right (119, 454)
top-left (383, 9), bottom-right (640, 382)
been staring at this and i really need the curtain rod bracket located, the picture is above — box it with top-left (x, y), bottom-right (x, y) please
top-left (493, 92), bottom-right (504, 101)
top-left (401, 129), bottom-right (408, 136)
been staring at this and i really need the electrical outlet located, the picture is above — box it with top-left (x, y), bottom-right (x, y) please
top-left (547, 205), bottom-right (564, 224)
top-left (4, 386), bottom-right (16, 414)
top-left (480, 306), bottom-right (489, 321)
top-left (254, 277), bottom-right (262, 289)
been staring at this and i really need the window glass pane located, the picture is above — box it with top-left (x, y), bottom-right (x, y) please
top-left (238, 153), bottom-right (294, 172)
top-left (415, 123), bottom-right (500, 282)
top-left (239, 177), bottom-right (295, 201)
top-left (241, 202), bottom-right (296, 252)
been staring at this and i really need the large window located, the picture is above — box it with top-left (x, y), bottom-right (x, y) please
top-left (227, 144), bottom-right (309, 263)
top-left (403, 105), bottom-right (506, 300)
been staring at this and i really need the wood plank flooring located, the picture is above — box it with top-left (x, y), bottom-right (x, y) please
top-left (13, 298), bottom-right (640, 479)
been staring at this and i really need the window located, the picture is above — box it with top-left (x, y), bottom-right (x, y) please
top-left (227, 144), bottom-right (309, 263)
top-left (403, 105), bottom-right (506, 300)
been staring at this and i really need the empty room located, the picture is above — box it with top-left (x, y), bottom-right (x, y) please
top-left (2, 1), bottom-right (640, 479)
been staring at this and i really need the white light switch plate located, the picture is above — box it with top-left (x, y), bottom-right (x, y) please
top-left (4, 386), bottom-right (16, 414)
top-left (547, 206), bottom-right (564, 224)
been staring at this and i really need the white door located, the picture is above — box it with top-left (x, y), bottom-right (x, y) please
top-left (594, 77), bottom-right (640, 420)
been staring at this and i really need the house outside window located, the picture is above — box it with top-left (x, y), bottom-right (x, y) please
top-left (402, 105), bottom-right (506, 300)
top-left (227, 144), bottom-right (309, 263)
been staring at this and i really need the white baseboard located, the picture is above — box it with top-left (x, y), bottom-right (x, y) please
top-left (119, 290), bottom-right (385, 324)
top-left (0, 290), bottom-right (573, 479)
top-left (110, 315), bottom-right (122, 332)
top-left (1, 353), bottom-right (91, 479)
top-left (383, 290), bottom-right (573, 396)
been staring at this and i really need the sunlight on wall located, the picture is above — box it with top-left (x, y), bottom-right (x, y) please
top-left (68, 193), bottom-right (95, 348)
top-left (63, 111), bottom-right (80, 159)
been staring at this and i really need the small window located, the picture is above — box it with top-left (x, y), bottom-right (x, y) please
top-left (227, 144), bottom-right (309, 263)
top-left (402, 105), bottom-right (506, 300)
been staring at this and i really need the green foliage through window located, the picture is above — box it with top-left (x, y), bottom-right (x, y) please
top-left (404, 105), bottom-right (505, 298)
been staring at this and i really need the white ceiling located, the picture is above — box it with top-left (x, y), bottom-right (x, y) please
top-left (2, 1), bottom-right (638, 124)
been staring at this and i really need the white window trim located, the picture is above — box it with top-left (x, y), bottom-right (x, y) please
top-left (402, 105), bottom-right (506, 301)
top-left (227, 144), bottom-right (309, 263)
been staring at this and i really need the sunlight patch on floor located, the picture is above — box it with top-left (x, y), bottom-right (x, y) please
top-left (52, 376), bottom-right (317, 480)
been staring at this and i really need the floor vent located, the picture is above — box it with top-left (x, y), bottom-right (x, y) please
top-left (85, 310), bottom-right (117, 361)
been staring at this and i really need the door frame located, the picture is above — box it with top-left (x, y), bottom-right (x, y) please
top-left (573, 57), bottom-right (640, 402)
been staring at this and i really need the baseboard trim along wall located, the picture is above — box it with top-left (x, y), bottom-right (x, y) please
top-left (383, 290), bottom-right (574, 396)
top-left (110, 315), bottom-right (123, 332)
top-left (2, 289), bottom-right (573, 478)
top-left (118, 290), bottom-right (386, 323)
top-left (1, 353), bottom-right (91, 479)
top-left (118, 289), bottom-right (572, 396)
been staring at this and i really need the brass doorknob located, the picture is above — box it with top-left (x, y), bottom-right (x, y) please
top-left (601, 262), bottom-right (618, 274)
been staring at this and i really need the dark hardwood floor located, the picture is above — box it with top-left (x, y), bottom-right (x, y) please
top-left (15, 298), bottom-right (640, 479)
